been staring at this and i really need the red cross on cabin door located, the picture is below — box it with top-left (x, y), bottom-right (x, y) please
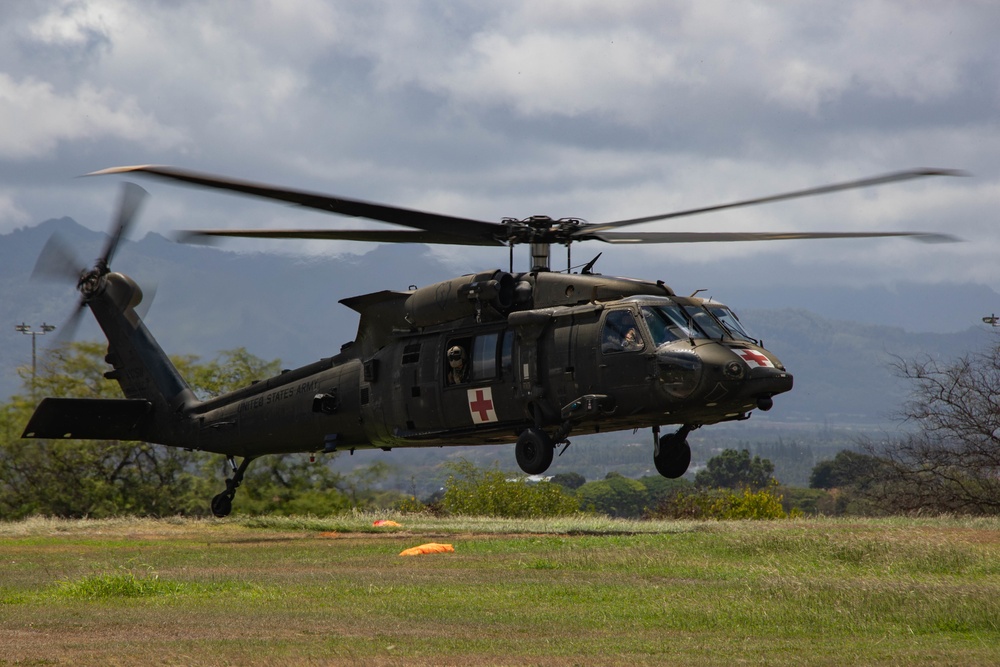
top-left (737, 348), bottom-right (774, 368)
top-left (467, 387), bottom-right (498, 424)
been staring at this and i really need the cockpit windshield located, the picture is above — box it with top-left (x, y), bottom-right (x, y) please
top-left (641, 304), bottom-right (702, 345)
top-left (706, 305), bottom-right (756, 343)
top-left (641, 301), bottom-right (757, 345)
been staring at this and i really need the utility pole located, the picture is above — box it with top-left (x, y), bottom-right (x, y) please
top-left (15, 322), bottom-right (56, 398)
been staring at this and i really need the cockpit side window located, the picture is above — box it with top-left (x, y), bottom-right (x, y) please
top-left (602, 310), bottom-right (645, 354)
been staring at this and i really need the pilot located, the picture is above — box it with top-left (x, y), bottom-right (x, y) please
top-left (622, 327), bottom-right (643, 351)
top-left (447, 345), bottom-right (468, 384)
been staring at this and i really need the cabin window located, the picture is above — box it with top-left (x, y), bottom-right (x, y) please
top-left (471, 332), bottom-right (499, 381)
top-left (445, 337), bottom-right (472, 385)
top-left (601, 310), bottom-right (645, 354)
top-left (500, 330), bottom-right (514, 378)
top-left (445, 332), bottom-right (504, 385)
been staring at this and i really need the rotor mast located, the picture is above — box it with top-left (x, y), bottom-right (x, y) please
top-left (530, 241), bottom-right (551, 272)
top-left (514, 215), bottom-right (584, 273)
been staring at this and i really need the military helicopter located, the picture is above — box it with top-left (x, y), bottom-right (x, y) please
top-left (22, 165), bottom-right (960, 516)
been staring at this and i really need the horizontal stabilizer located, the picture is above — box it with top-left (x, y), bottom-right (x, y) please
top-left (22, 398), bottom-right (152, 440)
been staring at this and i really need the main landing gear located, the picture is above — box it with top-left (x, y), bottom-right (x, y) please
top-left (211, 455), bottom-right (256, 518)
top-left (515, 427), bottom-right (555, 475)
top-left (653, 425), bottom-right (694, 479)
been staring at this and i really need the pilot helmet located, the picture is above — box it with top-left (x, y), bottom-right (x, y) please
top-left (447, 345), bottom-right (466, 368)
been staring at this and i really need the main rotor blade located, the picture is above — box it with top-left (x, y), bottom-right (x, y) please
top-left (91, 165), bottom-right (503, 245)
top-left (585, 230), bottom-right (961, 244)
top-left (582, 168), bottom-right (967, 233)
top-left (99, 182), bottom-right (148, 268)
top-left (176, 228), bottom-right (506, 247)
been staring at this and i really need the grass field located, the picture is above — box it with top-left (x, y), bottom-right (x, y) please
top-left (1, 514), bottom-right (999, 666)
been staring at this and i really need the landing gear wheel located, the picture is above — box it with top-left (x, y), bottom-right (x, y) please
top-left (654, 434), bottom-right (692, 479)
top-left (515, 428), bottom-right (554, 475)
top-left (209, 455), bottom-right (256, 518)
top-left (211, 492), bottom-right (233, 518)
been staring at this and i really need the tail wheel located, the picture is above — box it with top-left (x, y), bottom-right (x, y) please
top-left (654, 434), bottom-right (691, 479)
top-left (515, 427), bottom-right (554, 475)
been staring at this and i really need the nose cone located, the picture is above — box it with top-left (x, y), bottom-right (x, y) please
top-left (729, 345), bottom-right (794, 401)
top-left (655, 342), bottom-right (793, 420)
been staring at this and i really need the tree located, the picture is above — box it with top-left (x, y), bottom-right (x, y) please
top-left (694, 449), bottom-right (775, 490)
top-left (179, 347), bottom-right (282, 399)
top-left (809, 450), bottom-right (883, 490)
top-left (858, 341), bottom-right (1000, 515)
top-left (0, 343), bottom-right (288, 519)
top-left (550, 472), bottom-right (586, 490)
top-left (577, 473), bottom-right (648, 518)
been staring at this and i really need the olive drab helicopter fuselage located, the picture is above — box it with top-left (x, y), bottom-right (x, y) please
top-left (21, 165), bottom-right (961, 516)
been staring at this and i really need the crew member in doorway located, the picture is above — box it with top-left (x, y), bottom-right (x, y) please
top-left (447, 345), bottom-right (468, 384)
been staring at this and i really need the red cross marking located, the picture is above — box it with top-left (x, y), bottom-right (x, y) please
top-left (469, 388), bottom-right (496, 423)
top-left (738, 349), bottom-right (773, 368)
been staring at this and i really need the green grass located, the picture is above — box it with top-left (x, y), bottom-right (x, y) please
top-left (0, 515), bottom-right (998, 665)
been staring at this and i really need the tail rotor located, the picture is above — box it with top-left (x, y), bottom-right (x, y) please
top-left (30, 182), bottom-right (149, 344)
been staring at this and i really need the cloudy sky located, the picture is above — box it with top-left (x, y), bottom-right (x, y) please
top-left (2, 1), bottom-right (998, 300)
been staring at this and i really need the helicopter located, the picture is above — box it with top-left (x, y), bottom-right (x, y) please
top-left (21, 165), bottom-right (961, 517)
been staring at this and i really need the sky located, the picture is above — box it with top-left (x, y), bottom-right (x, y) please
top-left (2, 1), bottom-right (999, 305)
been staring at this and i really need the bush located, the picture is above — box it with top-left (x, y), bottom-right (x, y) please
top-left (649, 486), bottom-right (795, 520)
top-left (395, 495), bottom-right (428, 514)
top-left (440, 460), bottom-right (579, 518)
top-left (710, 486), bottom-right (793, 520)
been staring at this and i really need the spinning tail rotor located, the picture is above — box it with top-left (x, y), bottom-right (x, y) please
top-left (31, 182), bottom-right (149, 342)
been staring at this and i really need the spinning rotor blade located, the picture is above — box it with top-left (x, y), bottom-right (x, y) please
top-left (91, 165), bottom-right (502, 245)
top-left (177, 228), bottom-right (504, 246)
top-left (581, 168), bottom-right (967, 234)
top-left (31, 234), bottom-right (85, 282)
top-left (53, 302), bottom-right (87, 346)
top-left (585, 230), bottom-right (961, 244)
top-left (30, 182), bottom-right (149, 347)
top-left (99, 182), bottom-right (148, 268)
top-left (93, 164), bottom-right (964, 251)
top-left (31, 235), bottom-right (88, 346)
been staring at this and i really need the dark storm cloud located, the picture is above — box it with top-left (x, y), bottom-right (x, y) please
top-left (0, 1), bottom-right (995, 292)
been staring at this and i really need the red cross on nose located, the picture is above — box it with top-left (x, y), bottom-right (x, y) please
top-left (738, 349), bottom-right (772, 367)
